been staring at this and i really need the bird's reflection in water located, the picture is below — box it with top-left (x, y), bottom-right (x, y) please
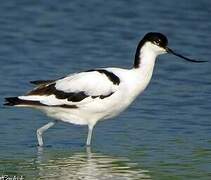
top-left (36, 147), bottom-right (151, 180)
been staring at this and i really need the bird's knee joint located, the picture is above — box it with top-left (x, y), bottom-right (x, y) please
top-left (37, 129), bottom-right (42, 136)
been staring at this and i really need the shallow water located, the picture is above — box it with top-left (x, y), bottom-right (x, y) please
top-left (0, 0), bottom-right (211, 179)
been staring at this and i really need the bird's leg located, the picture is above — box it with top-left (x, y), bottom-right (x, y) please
top-left (36, 121), bottom-right (56, 146)
top-left (86, 125), bottom-right (94, 146)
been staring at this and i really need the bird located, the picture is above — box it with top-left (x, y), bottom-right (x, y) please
top-left (4, 32), bottom-right (206, 147)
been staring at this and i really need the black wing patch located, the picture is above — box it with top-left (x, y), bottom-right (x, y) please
top-left (91, 92), bottom-right (114, 99)
top-left (28, 83), bottom-right (88, 102)
top-left (27, 83), bottom-right (113, 102)
top-left (86, 69), bottom-right (120, 85)
top-left (67, 92), bottom-right (89, 102)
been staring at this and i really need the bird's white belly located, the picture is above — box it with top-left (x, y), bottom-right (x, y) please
top-left (41, 88), bottom-right (136, 126)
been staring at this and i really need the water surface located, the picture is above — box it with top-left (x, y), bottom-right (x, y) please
top-left (0, 0), bottom-right (211, 179)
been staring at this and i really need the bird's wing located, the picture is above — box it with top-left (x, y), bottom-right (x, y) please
top-left (19, 69), bottom-right (121, 107)
top-left (30, 80), bottom-right (56, 85)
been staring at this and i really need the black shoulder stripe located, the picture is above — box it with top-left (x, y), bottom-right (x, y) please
top-left (86, 69), bottom-right (120, 85)
top-left (97, 70), bottom-right (120, 85)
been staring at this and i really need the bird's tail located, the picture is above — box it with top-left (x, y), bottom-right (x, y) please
top-left (4, 97), bottom-right (23, 106)
top-left (4, 97), bottom-right (41, 107)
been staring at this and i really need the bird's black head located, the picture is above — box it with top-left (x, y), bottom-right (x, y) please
top-left (134, 32), bottom-right (206, 68)
top-left (141, 32), bottom-right (168, 49)
top-left (134, 32), bottom-right (168, 67)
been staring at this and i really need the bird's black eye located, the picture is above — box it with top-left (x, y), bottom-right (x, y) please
top-left (153, 39), bottom-right (161, 45)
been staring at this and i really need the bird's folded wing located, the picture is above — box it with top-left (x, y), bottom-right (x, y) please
top-left (19, 69), bottom-right (120, 107)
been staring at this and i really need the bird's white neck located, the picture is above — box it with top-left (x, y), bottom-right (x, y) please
top-left (134, 42), bottom-right (158, 69)
top-left (134, 43), bottom-right (158, 77)
top-left (131, 43), bottom-right (159, 96)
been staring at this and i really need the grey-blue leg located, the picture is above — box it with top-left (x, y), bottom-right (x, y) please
top-left (86, 125), bottom-right (94, 146)
top-left (36, 121), bottom-right (56, 146)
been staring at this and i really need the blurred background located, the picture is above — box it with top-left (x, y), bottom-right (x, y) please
top-left (0, 0), bottom-right (211, 179)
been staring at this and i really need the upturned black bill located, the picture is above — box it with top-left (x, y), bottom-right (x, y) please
top-left (166, 47), bottom-right (207, 63)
